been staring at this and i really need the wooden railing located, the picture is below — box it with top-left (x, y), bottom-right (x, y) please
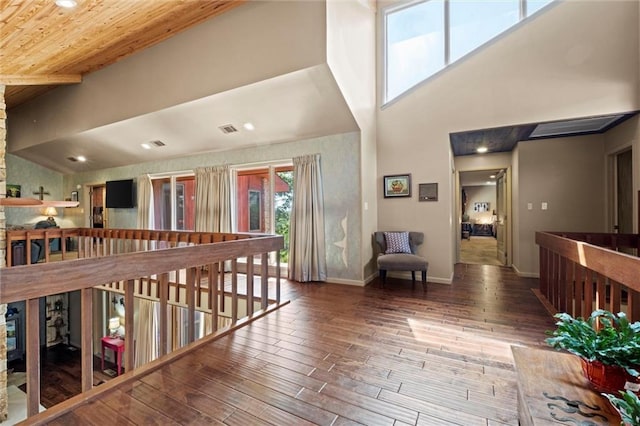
top-left (1, 228), bottom-right (284, 419)
top-left (536, 231), bottom-right (640, 322)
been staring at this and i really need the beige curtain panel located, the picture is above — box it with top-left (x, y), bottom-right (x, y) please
top-left (288, 154), bottom-right (327, 282)
top-left (133, 299), bottom-right (160, 368)
top-left (136, 174), bottom-right (154, 229)
top-left (195, 165), bottom-right (232, 233)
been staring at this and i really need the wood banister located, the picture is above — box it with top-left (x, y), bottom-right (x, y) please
top-left (1, 228), bottom-right (285, 421)
top-left (536, 231), bottom-right (640, 322)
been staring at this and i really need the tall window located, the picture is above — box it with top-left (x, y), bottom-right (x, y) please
top-left (151, 175), bottom-right (195, 231)
top-left (384, 0), bottom-right (554, 103)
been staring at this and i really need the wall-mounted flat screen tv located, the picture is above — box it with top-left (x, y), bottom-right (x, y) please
top-left (105, 179), bottom-right (136, 208)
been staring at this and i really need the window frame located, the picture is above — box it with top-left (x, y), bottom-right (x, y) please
top-left (382, 0), bottom-right (554, 105)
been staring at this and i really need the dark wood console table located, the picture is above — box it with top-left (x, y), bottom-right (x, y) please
top-left (512, 346), bottom-right (620, 425)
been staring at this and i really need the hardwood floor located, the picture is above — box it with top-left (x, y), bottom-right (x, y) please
top-left (460, 236), bottom-right (503, 266)
top-left (10, 345), bottom-right (118, 409)
top-left (30, 264), bottom-right (556, 425)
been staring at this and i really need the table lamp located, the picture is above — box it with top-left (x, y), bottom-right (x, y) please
top-left (43, 207), bottom-right (58, 226)
top-left (108, 317), bottom-right (121, 337)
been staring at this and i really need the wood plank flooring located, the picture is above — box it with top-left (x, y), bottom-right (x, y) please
top-left (30, 264), bottom-right (556, 425)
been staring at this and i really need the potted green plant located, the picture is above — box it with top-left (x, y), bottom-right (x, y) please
top-left (604, 390), bottom-right (640, 426)
top-left (546, 309), bottom-right (640, 393)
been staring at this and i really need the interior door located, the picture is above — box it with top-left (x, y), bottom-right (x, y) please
top-left (91, 185), bottom-right (105, 228)
top-left (496, 172), bottom-right (507, 264)
top-left (616, 149), bottom-right (633, 234)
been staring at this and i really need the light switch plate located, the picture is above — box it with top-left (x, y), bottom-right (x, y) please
top-left (541, 202), bottom-right (548, 210)
top-left (527, 203), bottom-right (533, 210)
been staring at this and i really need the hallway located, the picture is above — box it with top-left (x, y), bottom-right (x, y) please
top-left (460, 236), bottom-right (503, 266)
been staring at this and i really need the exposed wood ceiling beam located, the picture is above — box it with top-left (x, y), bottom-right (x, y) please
top-left (0, 74), bottom-right (82, 86)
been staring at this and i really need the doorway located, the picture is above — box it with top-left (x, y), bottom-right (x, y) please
top-left (90, 185), bottom-right (106, 228)
top-left (615, 149), bottom-right (633, 234)
top-left (610, 148), bottom-right (634, 256)
top-left (458, 168), bottom-right (510, 266)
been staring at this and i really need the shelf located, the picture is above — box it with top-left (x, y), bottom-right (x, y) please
top-left (0, 197), bottom-right (79, 208)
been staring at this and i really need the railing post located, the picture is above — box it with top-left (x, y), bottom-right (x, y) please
top-left (186, 267), bottom-right (195, 344)
top-left (539, 246), bottom-right (548, 298)
top-left (81, 288), bottom-right (93, 392)
top-left (246, 256), bottom-right (254, 317)
top-left (159, 272), bottom-right (169, 357)
top-left (210, 263), bottom-right (219, 332)
top-left (276, 254), bottom-right (281, 304)
top-left (124, 279), bottom-right (134, 372)
top-left (261, 253), bottom-right (268, 311)
top-left (26, 298), bottom-right (40, 417)
top-left (559, 256), bottom-right (567, 313)
top-left (231, 259), bottom-right (238, 324)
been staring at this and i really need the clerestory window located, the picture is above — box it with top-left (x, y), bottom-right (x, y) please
top-left (384, 0), bottom-right (554, 104)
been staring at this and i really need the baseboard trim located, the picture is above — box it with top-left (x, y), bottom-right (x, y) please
top-left (512, 264), bottom-right (539, 278)
top-left (385, 271), bottom-right (452, 285)
top-left (326, 277), bottom-right (365, 286)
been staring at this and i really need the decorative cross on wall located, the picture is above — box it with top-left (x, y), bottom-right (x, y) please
top-left (33, 186), bottom-right (50, 200)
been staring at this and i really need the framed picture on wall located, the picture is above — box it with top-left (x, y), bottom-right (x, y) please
top-left (473, 201), bottom-right (489, 212)
top-left (418, 183), bottom-right (438, 201)
top-left (6, 184), bottom-right (21, 198)
top-left (383, 174), bottom-right (411, 198)
top-left (71, 191), bottom-right (79, 202)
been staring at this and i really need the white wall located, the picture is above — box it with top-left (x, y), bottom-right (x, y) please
top-left (326, 0), bottom-right (377, 281)
top-left (64, 132), bottom-right (365, 284)
top-left (603, 116), bottom-right (640, 233)
top-left (515, 135), bottom-right (606, 275)
top-left (5, 154), bottom-right (64, 227)
top-left (8, 1), bottom-right (328, 151)
top-left (377, 1), bottom-right (639, 282)
top-left (464, 186), bottom-right (496, 224)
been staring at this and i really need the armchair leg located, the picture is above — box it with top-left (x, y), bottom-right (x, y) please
top-left (380, 269), bottom-right (386, 288)
top-left (421, 270), bottom-right (427, 292)
top-left (411, 271), bottom-right (416, 290)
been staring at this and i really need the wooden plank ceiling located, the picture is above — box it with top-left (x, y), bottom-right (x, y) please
top-left (0, 0), bottom-right (245, 109)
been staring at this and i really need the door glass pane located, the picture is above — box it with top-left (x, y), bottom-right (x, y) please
top-left (151, 176), bottom-right (195, 231)
top-left (152, 178), bottom-right (171, 230)
top-left (450, 0), bottom-right (519, 63)
top-left (176, 176), bottom-right (195, 231)
top-left (248, 190), bottom-right (262, 232)
top-left (385, 0), bottom-right (445, 102)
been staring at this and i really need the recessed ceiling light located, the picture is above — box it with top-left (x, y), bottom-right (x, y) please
top-left (141, 143), bottom-right (151, 150)
top-left (55, 0), bottom-right (77, 8)
top-left (243, 122), bottom-right (255, 131)
top-left (489, 175), bottom-right (496, 179)
top-left (76, 155), bottom-right (86, 162)
top-left (476, 147), bottom-right (488, 153)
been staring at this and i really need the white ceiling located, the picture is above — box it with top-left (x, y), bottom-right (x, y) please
top-left (11, 65), bottom-right (359, 174)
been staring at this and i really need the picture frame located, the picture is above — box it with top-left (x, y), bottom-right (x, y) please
top-left (6, 184), bottom-right (21, 198)
top-left (473, 201), bottom-right (490, 212)
top-left (383, 174), bottom-right (411, 198)
top-left (71, 191), bottom-right (79, 202)
top-left (418, 183), bottom-right (438, 201)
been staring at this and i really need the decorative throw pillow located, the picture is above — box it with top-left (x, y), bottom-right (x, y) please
top-left (384, 232), bottom-right (412, 254)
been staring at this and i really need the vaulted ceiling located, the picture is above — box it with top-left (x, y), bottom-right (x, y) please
top-left (1, 0), bottom-right (244, 109)
top-left (1, 0), bottom-right (358, 174)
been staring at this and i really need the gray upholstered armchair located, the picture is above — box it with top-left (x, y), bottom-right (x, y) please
top-left (374, 231), bottom-right (428, 291)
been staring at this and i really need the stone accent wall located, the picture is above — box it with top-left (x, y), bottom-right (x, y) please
top-left (0, 83), bottom-right (8, 420)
